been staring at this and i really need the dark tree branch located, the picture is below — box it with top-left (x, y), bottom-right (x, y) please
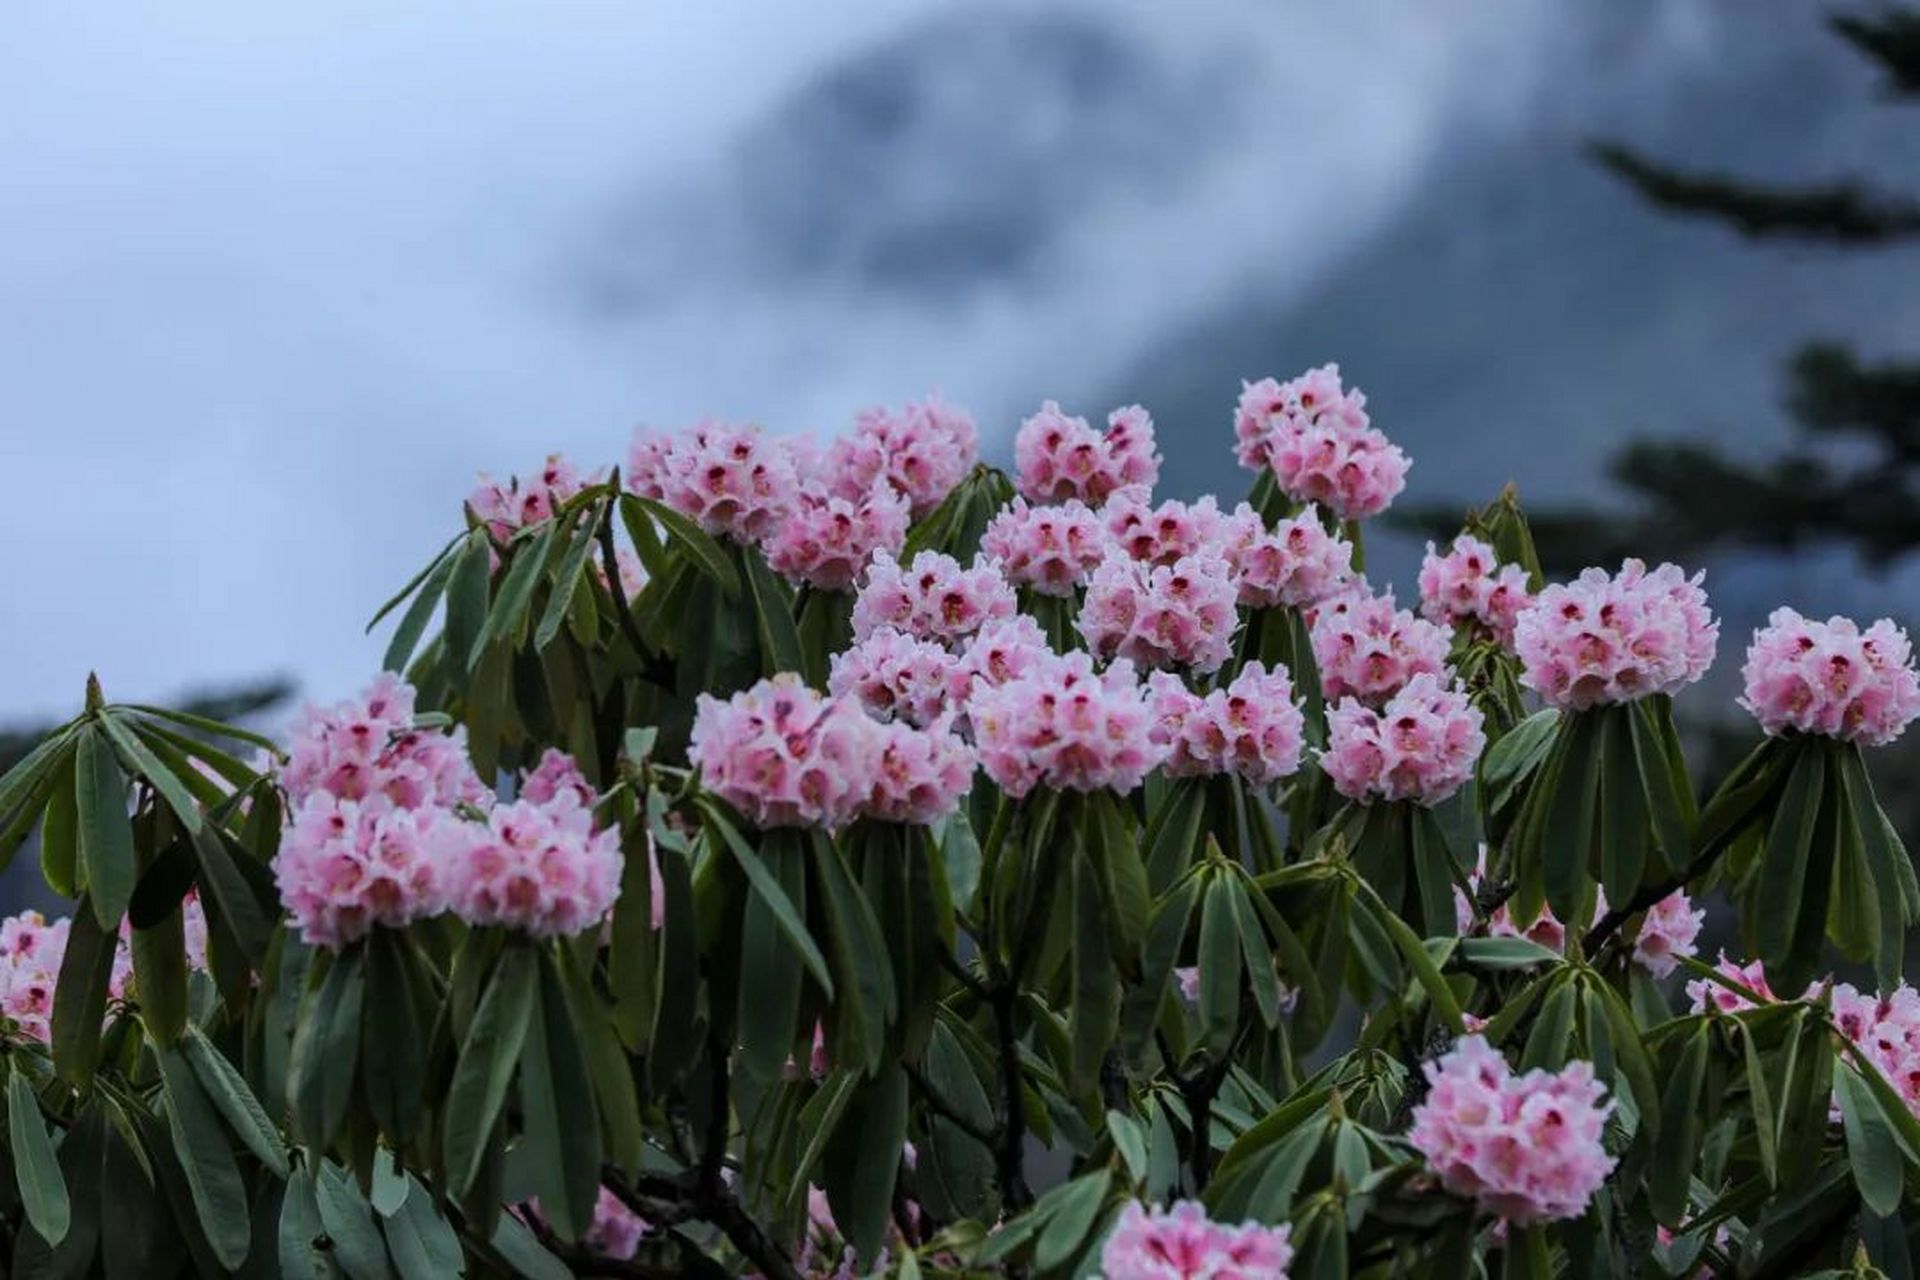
top-left (1831, 10), bottom-right (1920, 95)
top-left (990, 979), bottom-right (1034, 1212)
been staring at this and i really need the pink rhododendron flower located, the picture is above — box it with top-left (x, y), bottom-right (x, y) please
top-left (1739, 607), bottom-right (1920, 747)
top-left (823, 393), bottom-right (978, 518)
top-left (0, 911), bottom-right (71, 1041)
top-left (980, 497), bottom-right (1110, 597)
top-left (1078, 550), bottom-right (1240, 674)
top-left (969, 651), bottom-right (1165, 797)
top-left (274, 795), bottom-right (456, 949)
top-left (860, 717), bottom-right (976, 825)
top-left (627, 420), bottom-right (803, 545)
top-left (1831, 982), bottom-right (1920, 1119)
top-left (1418, 535), bottom-right (1534, 647)
top-left (1407, 1036), bottom-right (1615, 1226)
top-left (441, 787), bottom-right (622, 939)
top-left (1512, 560), bottom-right (1719, 711)
top-left (279, 673), bottom-right (490, 813)
top-left (689, 676), bottom-right (879, 829)
top-left (851, 551), bottom-right (1017, 648)
top-left (828, 627), bottom-right (965, 728)
top-left (1224, 504), bottom-right (1354, 610)
top-left (1146, 663), bottom-right (1305, 785)
top-left (1100, 492), bottom-right (1235, 568)
top-left (1013, 401), bottom-right (1160, 507)
top-left (1632, 891), bottom-right (1704, 979)
top-left (526, 1189), bottom-right (648, 1262)
top-left (952, 614), bottom-right (1055, 699)
top-left (1097, 1200), bottom-right (1294, 1280)
top-left (764, 482), bottom-right (910, 592)
top-left (468, 453), bottom-right (595, 540)
top-left (1323, 673), bottom-right (1484, 807)
top-left (1236, 366), bottom-right (1406, 520)
top-left (1309, 588), bottom-right (1451, 706)
top-left (1686, 953), bottom-right (1780, 1015)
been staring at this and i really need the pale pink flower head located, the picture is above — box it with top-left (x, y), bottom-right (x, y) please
top-left (1100, 492), bottom-right (1235, 569)
top-left (1407, 1036), bottom-right (1616, 1226)
top-left (1309, 587), bottom-right (1452, 706)
top-left (1686, 953), bottom-right (1780, 1015)
top-left (1147, 663), bottom-right (1305, 786)
top-left (980, 497), bottom-right (1110, 597)
top-left (273, 794), bottom-right (455, 950)
top-left (442, 784), bottom-right (622, 940)
top-left (824, 393), bottom-right (978, 517)
top-left (1234, 364), bottom-right (1371, 472)
top-left (1078, 550), bottom-right (1240, 674)
top-left (1830, 982), bottom-right (1920, 1119)
top-left (765, 481), bottom-right (910, 591)
top-left (851, 550), bottom-right (1017, 648)
top-left (689, 675), bottom-right (880, 830)
top-left (1453, 846), bottom-right (1582, 952)
top-left (1419, 535), bottom-right (1534, 647)
top-left (1097, 1200), bottom-right (1293, 1280)
top-left (1513, 560), bottom-right (1719, 711)
top-left (586, 1189), bottom-right (648, 1260)
top-left (1224, 504), bottom-right (1355, 610)
top-left (1323, 673), bottom-right (1484, 807)
top-left (828, 626), bottom-right (965, 728)
top-left (1739, 607), bottom-right (1920, 748)
top-left (969, 651), bottom-right (1166, 797)
top-left (952, 614), bottom-right (1055, 700)
top-left (1632, 891), bottom-right (1704, 979)
top-left (627, 420), bottom-right (803, 545)
top-left (279, 673), bottom-right (491, 813)
top-left (468, 453), bottom-right (595, 541)
top-left (860, 717), bottom-right (977, 825)
top-left (0, 911), bottom-right (73, 1042)
top-left (520, 747), bottom-right (596, 811)
top-left (1013, 401), bottom-right (1160, 507)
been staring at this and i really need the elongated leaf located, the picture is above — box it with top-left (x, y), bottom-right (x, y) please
top-left (1651, 1024), bottom-right (1709, 1224)
top-left (1522, 979), bottom-right (1577, 1071)
top-left (1838, 1060), bottom-right (1908, 1217)
top-left (130, 903), bottom-right (190, 1044)
top-left (1228, 877), bottom-right (1282, 1028)
top-left (362, 928), bottom-right (430, 1144)
top-left (468, 522), bottom-right (557, 669)
top-left (444, 944), bottom-right (539, 1196)
top-left (1543, 711), bottom-right (1602, 924)
top-left (1034, 1167), bottom-right (1112, 1273)
top-left (622, 493), bottom-right (740, 595)
top-left (181, 1026), bottom-right (290, 1178)
top-left (290, 945), bottom-right (365, 1148)
top-left (75, 727), bottom-right (137, 928)
top-left (317, 1161), bottom-right (396, 1280)
top-left (700, 801), bottom-right (832, 995)
top-left (9, 1069), bottom-right (69, 1246)
top-left (51, 901), bottom-right (119, 1084)
top-left (743, 545), bottom-right (806, 677)
top-left (1456, 936), bottom-right (1564, 969)
top-left (817, 836), bottom-right (897, 1075)
top-left (534, 501), bottom-right (606, 651)
top-left (157, 1045), bottom-right (253, 1269)
top-left (98, 710), bottom-right (203, 835)
top-left (1754, 745), bottom-right (1827, 973)
top-left (381, 551), bottom-right (457, 673)
top-left (489, 1209), bottom-right (572, 1280)
top-left (822, 1067), bottom-right (910, 1266)
top-left (1356, 881), bottom-right (1464, 1032)
top-left (517, 954), bottom-right (602, 1242)
top-left (1596, 707), bottom-right (1648, 904)
top-left (1629, 699), bottom-right (1691, 874)
top-left (1198, 876), bottom-right (1245, 1057)
top-left (279, 1166), bottom-right (335, 1280)
top-left (190, 821), bottom-right (276, 963)
top-left (386, 1178), bottom-right (465, 1280)
top-left (1070, 849), bottom-right (1119, 1092)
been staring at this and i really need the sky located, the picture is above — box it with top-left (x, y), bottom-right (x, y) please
top-left (0, 1), bottom-right (1721, 723)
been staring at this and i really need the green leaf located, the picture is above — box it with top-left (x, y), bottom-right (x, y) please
top-left (38, 751), bottom-right (80, 896)
top-left (1596, 707), bottom-right (1648, 904)
top-left (130, 901), bottom-right (191, 1045)
top-left (50, 901), bottom-right (119, 1084)
top-left (1734, 1021), bottom-right (1777, 1186)
top-left (1034, 1168), bottom-right (1112, 1273)
top-left (1107, 1111), bottom-right (1148, 1184)
top-left (534, 501), bottom-right (606, 652)
top-left (1543, 710), bottom-right (1602, 924)
top-left (75, 726), bottom-right (137, 929)
top-left (180, 1026), bottom-right (290, 1177)
top-left (1228, 877), bottom-right (1282, 1028)
top-left (381, 550), bottom-right (457, 673)
top-left (444, 944), bottom-right (539, 1196)
top-left (441, 531), bottom-right (493, 684)
top-left (1754, 744), bottom-right (1827, 971)
top-left (97, 710), bottom-right (203, 835)
top-left (488, 1210), bottom-right (571, 1280)
top-left (384, 1178), bottom-right (465, 1280)
top-left (1143, 776), bottom-right (1208, 894)
top-left (742, 545), bottom-right (806, 677)
top-left (290, 945), bottom-right (366, 1148)
top-left (189, 821), bottom-right (276, 964)
top-left (1629, 699), bottom-right (1692, 874)
top-left (1356, 880), bottom-right (1465, 1033)
top-left (468, 522), bottom-right (558, 669)
top-left (700, 801), bottom-right (832, 995)
top-left (1070, 848), bottom-right (1120, 1093)
top-left (1522, 979), bottom-right (1577, 1071)
top-left (1198, 876), bottom-right (1245, 1057)
top-left (1652, 1024), bottom-right (1710, 1224)
top-left (280, 1167), bottom-right (336, 1280)
top-left (317, 1161), bottom-right (397, 1280)
top-left (622, 493), bottom-right (740, 595)
top-left (9, 1069), bottom-right (70, 1246)
top-left (362, 929), bottom-right (430, 1144)
top-left (123, 703), bottom-right (282, 756)
top-left (817, 836), bottom-right (897, 1075)
top-left (823, 1067), bottom-right (910, 1266)
top-left (1456, 936), bottom-right (1564, 969)
top-left (157, 1044), bottom-right (253, 1269)
top-left (1410, 807), bottom-right (1461, 939)
top-left (1838, 1058), bottom-right (1909, 1217)
top-left (516, 953), bottom-right (603, 1243)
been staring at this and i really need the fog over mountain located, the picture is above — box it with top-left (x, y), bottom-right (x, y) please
top-left (1, 1), bottom-right (1913, 720)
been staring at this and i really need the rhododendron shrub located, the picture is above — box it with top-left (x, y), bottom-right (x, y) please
top-left (5, 372), bottom-right (1920, 1280)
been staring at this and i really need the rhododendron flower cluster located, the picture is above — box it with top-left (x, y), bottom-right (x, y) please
top-left (468, 453), bottom-right (595, 540)
top-left (764, 482), bottom-right (910, 591)
top-left (1631, 890), bottom-right (1705, 979)
top-left (690, 676), bottom-right (882, 830)
top-left (627, 420), bottom-right (803, 545)
top-left (823, 393), bottom-right (978, 518)
top-left (1078, 550), bottom-right (1240, 673)
top-left (951, 614), bottom-right (1055, 698)
top-left (1097, 1200), bottom-right (1294, 1280)
top-left (1235, 365), bottom-right (1408, 520)
top-left (278, 672), bottom-right (490, 812)
top-left (969, 651), bottom-right (1164, 796)
top-left (862, 717), bottom-right (976, 825)
top-left (1739, 607), bottom-right (1920, 747)
top-left (1687, 953), bottom-right (1781, 1015)
top-left (1831, 982), bottom-right (1920, 1118)
top-left (1147, 663), bottom-right (1305, 785)
top-left (851, 550), bottom-right (1017, 647)
top-left (1013, 401), bottom-right (1160, 507)
top-left (1408, 1036), bottom-right (1616, 1225)
top-left (1418, 534), bottom-right (1534, 646)
top-left (440, 760), bottom-right (622, 939)
top-left (1225, 505), bottom-right (1354, 609)
top-left (582, 1189), bottom-right (648, 1260)
top-left (1323, 673), bottom-right (1484, 807)
top-left (980, 498), bottom-right (1110, 596)
top-left (1100, 492), bottom-right (1235, 568)
top-left (1309, 588), bottom-right (1451, 706)
top-left (1512, 559), bottom-right (1719, 710)
top-left (0, 911), bottom-right (71, 1042)
top-left (828, 627), bottom-right (965, 728)
top-left (275, 796), bottom-right (457, 949)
